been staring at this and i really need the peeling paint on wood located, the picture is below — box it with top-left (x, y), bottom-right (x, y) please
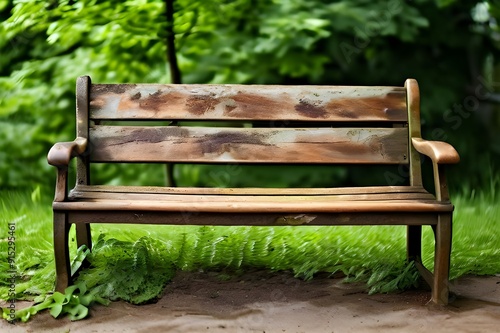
top-left (89, 126), bottom-right (408, 164)
top-left (89, 84), bottom-right (407, 121)
top-left (295, 99), bottom-right (327, 118)
top-left (275, 214), bottom-right (317, 225)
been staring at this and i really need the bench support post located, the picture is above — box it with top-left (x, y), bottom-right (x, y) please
top-left (76, 223), bottom-right (92, 250)
top-left (406, 225), bottom-right (422, 262)
top-left (432, 213), bottom-right (452, 305)
top-left (54, 212), bottom-right (70, 293)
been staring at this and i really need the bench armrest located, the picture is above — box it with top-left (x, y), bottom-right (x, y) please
top-left (47, 137), bottom-right (87, 202)
top-left (411, 138), bottom-right (459, 164)
top-left (47, 137), bottom-right (88, 168)
top-left (411, 138), bottom-right (459, 202)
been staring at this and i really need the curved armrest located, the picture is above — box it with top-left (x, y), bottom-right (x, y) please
top-left (48, 137), bottom-right (87, 202)
top-left (412, 138), bottom-right (458, 201)
top-left (411, 138), bottom-right (459, 164)
top-left (47, 137), bottom-right (88, 167)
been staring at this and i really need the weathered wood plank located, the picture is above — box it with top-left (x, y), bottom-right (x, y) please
top-left (68, 191), bottom-right (435, 202)
top-left (72, 185), bottom-right (429, 196)
top-left (89, 126), bottom-right (409, 164)
top-left (76, 76), bottom-right (90, 186)
top-left (69, 211), bottom-right (439, 226)
top-left (406, 79), bottom-right (423, 187)
top-left (55, 198), bottom-right (452, 213)
top-left (89, 84), bottom-right (407, 121)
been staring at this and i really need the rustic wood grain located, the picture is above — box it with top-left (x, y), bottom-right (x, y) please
top-left (68, 211), bottom-right (438, 226)
top-left (89, 84), bottom-right (407, 122)
top-left (432, 214), bottom-right (452, 304)
top-left (72, 185), bottom-right (429, 196)
top-left (68, 191), bottom-right (436, 202)
top-left (76, 76), bottom-right (91, 186)
top-left (54, 198), bottom-right (453, 213)
top-left (89, 126), bottom-right (409, 164)
top-left (53, 212), bottom-right (70, 292)
top-left (405, 79), bottom-right (423, 187)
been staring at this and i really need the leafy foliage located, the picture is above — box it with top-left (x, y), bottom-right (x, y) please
top-left (76, 235), bottom-right (176, 304)
top-left (2, 282), bottom-right (109, 322)
top-left (1, 0), bottom-right (500, 190)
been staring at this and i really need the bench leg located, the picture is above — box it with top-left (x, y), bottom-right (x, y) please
top-left (76, 223), bottom-right (92, 250)
top-left (53, 212), bottom-right (70, 293)
top-left (75, 223), bottom-right (92, 270)
top-left (432, 213), bottom-right (452, 305)
top-left (406, 225), bottom-right (422, 262)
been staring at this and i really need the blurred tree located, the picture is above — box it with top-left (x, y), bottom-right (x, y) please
top-left (0, 0), bottom-right (498, 191)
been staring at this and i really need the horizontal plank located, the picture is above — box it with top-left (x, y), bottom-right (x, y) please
top-left (55, 199), bottom-right (452, 213)
top-left (69, 211), bottom-right (439, 226)
top-left (89, 126), bottom-right (409, 164)
top-left (68, 191), bottom-right (435, 202)
top-left (89, 84), bottom-right (407, 122)
top-left (72, 185), bottom-right (429, 196)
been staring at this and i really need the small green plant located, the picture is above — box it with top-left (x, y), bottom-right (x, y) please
top-left (366, 261), bottom-right (420, 294)
top-left (75, 235), bottom-right (176, 304)
top-left (2, 282), bottom-right (109, 322)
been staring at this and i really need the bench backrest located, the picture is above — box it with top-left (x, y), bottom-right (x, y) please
top-left (75, 76), bottom-right (422, 186)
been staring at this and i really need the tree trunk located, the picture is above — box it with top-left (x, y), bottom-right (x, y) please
top-left (165, 0), bottom-right (180, 186)
top-left (165, 0), bottom-right (181, 84)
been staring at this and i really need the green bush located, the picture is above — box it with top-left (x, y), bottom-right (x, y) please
top-left (1, 0), bottom-right (499, 190)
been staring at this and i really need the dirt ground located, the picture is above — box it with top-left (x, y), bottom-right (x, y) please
top-left (2, 271), bottom-right (499, 333)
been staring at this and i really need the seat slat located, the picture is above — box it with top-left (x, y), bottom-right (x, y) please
top-left (64, 186), bottom-right (447, 214)
top-left (72, 185), bottom-right (429, 196)
top-left (90, 84), bottom-right (407, 121)
top-left (68, 191), bottom-right (435, 202)
top-left (89, 126), bottom-right (408, 164)
top-left (55, 199), bottom-right (452, 213)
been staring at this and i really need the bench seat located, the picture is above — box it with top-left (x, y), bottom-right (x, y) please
top-left (54, 185), bottom-right (452, 214)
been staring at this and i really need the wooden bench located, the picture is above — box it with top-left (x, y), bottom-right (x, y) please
top-left (48, 76), bottom-right (459, 305)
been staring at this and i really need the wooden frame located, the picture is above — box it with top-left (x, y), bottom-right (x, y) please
top-left (48, 76), bottom-right (459, 305)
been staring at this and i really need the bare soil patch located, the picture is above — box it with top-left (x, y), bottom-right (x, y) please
top-left (3, 271), bottom-right (499, 333)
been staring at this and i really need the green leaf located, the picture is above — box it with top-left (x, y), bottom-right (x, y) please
top-left (67, 304), bottom-right (89, 321)
top-left (49, 303), bottom-right (63, 318)
top-left (51, 292), bottom-right (66, 304)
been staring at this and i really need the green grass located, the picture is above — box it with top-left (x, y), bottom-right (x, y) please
top-left (1, 187), bottom-right (499, 310)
